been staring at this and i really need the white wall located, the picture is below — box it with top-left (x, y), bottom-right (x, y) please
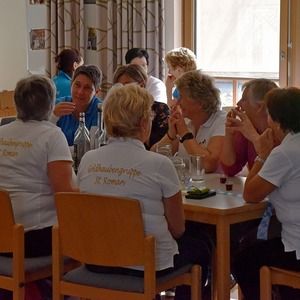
top-left (0, 1), bottom-right (181, 90)
top-left (0, 0), bottom-right (28, 91)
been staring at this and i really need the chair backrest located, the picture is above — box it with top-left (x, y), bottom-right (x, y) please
top-left (0, 116), bottom-right (16, 126)
top-left (0, 189), bottom-right (21, 253)
top-left (260, 266), bottom-right (300, 299)
top-left (54, 192), bottom-right (149, 267)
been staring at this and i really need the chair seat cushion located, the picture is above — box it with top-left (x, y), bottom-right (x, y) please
top-left (0, 255), bottom-right (52, 276)
top-left (62, 264), bottom-right (193, 293)
top-left (0, 256), bottom-right (73, 277)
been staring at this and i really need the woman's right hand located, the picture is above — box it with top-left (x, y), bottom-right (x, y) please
top-left (258, 128), bottom-right (274, 160)
top-left (53, 102), bottom-right (76, 117)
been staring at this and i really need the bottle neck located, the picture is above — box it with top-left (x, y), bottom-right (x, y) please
top-left (98, 109), bottom-right (104, 131)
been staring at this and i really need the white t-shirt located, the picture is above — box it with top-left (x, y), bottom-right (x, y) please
top-left (147, 75), bottom-right (167, 104)
top-left (0, 119), bottom-right (73, 231)
top-left (177, 110), bottom-right (226, 158)
top-left (259, 132), bottom-right (300, 259)
top-left (77, 137), bottom-right (181, 270)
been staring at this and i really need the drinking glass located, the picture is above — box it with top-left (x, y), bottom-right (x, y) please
top-left (170, 156), bottom-right (186, 185)
top-left (156, 143), bottom-right (172, 157)
top-left (189, 155), bottom-right (205, 182)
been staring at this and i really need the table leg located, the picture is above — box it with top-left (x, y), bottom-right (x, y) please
top-left (214, 217), bottom-right (231, 300)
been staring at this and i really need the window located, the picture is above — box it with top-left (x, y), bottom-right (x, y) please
top-left (195, 0), bottom-right (280, 106)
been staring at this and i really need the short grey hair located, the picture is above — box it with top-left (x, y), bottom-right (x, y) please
top-left (242, 79), bottom-right (278, 106)
top-left (14, 75), bottom-right (56, 122)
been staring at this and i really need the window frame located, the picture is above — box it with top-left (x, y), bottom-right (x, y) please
top-left (182, 0), bottom-right (300, 94)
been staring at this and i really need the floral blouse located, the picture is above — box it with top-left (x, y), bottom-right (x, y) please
top-left (146, 101), bottom-right (170, 150)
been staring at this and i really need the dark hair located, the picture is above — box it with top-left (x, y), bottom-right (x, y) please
top-left (113, 64), bottom-right (148, 85)
top-left (125, 48), bottom-right (149, 66)
top-left (73, 65), bottom-right (102, 90)
top-left (14, 75), bottom-right (55, 122)
top-left (55, 48), bottom-right (83, 77)
top-left (265, 87), bottom-right (300, 133)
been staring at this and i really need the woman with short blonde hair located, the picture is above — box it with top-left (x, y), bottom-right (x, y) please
top-left (104, 83), bottom-right (154, 138)
top-left (78, 84), bottom-right (211, 300)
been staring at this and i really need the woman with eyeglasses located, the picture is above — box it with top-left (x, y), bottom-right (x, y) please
top-left (113, 64), bottom-right (170, 150)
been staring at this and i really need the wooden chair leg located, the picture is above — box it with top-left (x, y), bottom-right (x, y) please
top-left (191, 265), bottom-right (201, 300)
top-left (260, 266), bottom-right (273, 300)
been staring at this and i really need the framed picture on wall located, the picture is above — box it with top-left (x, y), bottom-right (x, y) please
top-left (29, 0), bottom-right (45, 4)
top-left (87, 27), bottom-right (97, 50)
top-left (30, 29), bottom-right (45, 50)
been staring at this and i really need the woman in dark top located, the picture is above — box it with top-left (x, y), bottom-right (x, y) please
top-left (113, 64), bottom-right (170, 149)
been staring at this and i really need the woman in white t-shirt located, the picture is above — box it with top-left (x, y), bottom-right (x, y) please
top-left (0, 75), bottom-right (78, 258)
top-left (151, 70), bottom-right (226, 173)
top-left (77, 84), bottom-right (210, 300)
top-left (234, 87), bottom-right (300, 299)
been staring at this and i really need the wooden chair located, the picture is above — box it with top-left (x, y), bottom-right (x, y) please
top-left (0, 188), bottom-right (78, 300)
top-left (260, 266), bottom-right (300, 299)
top-left (53, 192), bottom-right (202, 300)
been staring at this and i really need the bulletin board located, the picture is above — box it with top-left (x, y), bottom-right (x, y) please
top-left (26, 0), bottom-right (47, 75)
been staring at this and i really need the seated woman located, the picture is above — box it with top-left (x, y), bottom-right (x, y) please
top-left (113, 64), bottom-right (170, 150)
top-left (52, 48), bottom-right (84, 98)
top-left (234, 87), bottom-right (300, 300)
top-left (0, 75), bottom-right (78, 258)
top-left (77, 84), bottom-right (211, 300)
top-left (50, 64), bottom-right (102, 146)
top-left (164, 47), bottom-right (198, 107)
top-left (151, 70), bottom-right (226, 173)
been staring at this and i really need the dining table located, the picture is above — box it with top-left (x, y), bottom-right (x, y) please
top-left (182, 173), bottom-right (267, 300)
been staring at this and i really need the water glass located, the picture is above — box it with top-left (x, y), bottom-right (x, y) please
top-left (189, 155), bottom-right (205, 182)
top-left (170, 156), bottom-right (186, 184)
top-left (156, 143), bottom-right (172, 157)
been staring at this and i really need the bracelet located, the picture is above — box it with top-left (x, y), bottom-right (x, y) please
top-left (254, 156), bottom-right (266, 164)
top-left (167, 132), bottom-right (177, 141)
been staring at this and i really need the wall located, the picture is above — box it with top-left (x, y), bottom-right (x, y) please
top-left (0, 0), bottom-right (28, 91)
top-left (0, 0), bottom-right (181, 90)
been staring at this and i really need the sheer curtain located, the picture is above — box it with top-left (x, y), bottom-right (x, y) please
top-left (45, 0), bottom-right (165, 95)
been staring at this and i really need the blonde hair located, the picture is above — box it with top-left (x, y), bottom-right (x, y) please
top-left (164, 47), bottom-right (197, 72)
top-left (104, 84), bottom-right (154, 138)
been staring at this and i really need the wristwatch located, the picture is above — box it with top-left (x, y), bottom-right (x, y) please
top-left (180, 132), bottom-right (194, 143)
top-left (254, 156), bottom-right (266, 164)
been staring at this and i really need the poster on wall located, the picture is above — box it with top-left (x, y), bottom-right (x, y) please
top-left (87, 27), bottom-right (97, 50)
top-left (26, 2), bottom-right (47, 74)
top-left (30, 29), bottom-right (45, 50)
